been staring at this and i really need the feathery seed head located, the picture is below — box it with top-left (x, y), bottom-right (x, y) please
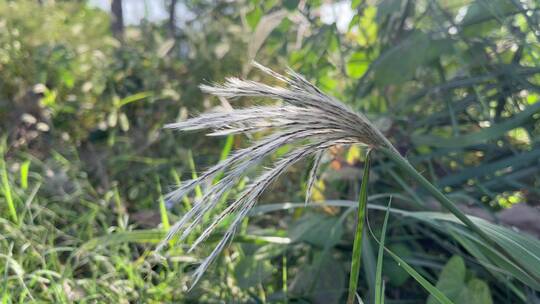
top-left (158, 62), bottom-right (398, 286)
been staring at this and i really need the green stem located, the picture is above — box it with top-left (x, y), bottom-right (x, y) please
top-left (378, 146), bottom-right (540, 283)
top-left (347, 151), bottom-right (371, 304)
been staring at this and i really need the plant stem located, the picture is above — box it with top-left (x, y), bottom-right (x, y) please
top-left (347, 151), bottom-right (371, 304)
top-left (378, 146), bottom-right (540, 282)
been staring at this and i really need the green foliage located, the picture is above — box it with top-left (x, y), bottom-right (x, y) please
top-left (428, 256), bottom-right (466, 303)
top-left (0, 1), bottom-right (114, 138)
top-left (289, 213), bottom-right (343, 248)
top-left (428, 256), bottom-right (493, 304)
top-left (234, 256), bottom-right (274, 289)
top-left (290, 252), bottom-right (346, 304)
top-left (373, 31), bottom-right (454, 85)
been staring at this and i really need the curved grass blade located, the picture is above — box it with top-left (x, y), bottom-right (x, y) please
top-left (305, 150), bottom-right (323, 205)
top-left (384, 248), bottom-right (454, 304)
top-left (187, 150), bottom-right (203, 198)
top-left (78, 230), bottom-right (290, 254)
top-left (214, 135), bottom-right (235, 182)
top-left (0, 149), bottom-right (17, 224)
top-left (375, 199), bottom-right (391, 304)
top-left (347, 151), bottom-right (371, 304)
top-left (156, 177), bottom-right (170, 230)
top-left (412, 101), bottom-right (540, 148)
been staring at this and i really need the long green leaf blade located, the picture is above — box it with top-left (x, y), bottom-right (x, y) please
top-left (384, 248), bottom-right (454, 304)
top-left (412, 100), bottom-right (540, 148)
top-left (347, 151), bottom-right (371, 304)
top-left (0, 149), bottom-right (17, 224)
top-left (19, 160), bottom-right (30, 190)
top-left (375, 199), bottom-right (391, 304)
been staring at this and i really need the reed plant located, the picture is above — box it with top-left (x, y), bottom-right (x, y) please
top-left (159, 63), bottom-right (538, 301)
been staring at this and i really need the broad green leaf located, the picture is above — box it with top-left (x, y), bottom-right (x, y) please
top-left (289, 213), bottom-right (343, 248)
top-left (457, 279), bottom-right (493, 304)
top-left (384, 243), bottom-right (411, 286)
top-left (347, 52), bottom-right (370, 79)
top-left (283, 0), bottom-right (299, 10)
top-left (291, 253), bottom-right (345, 304)
top-left (376, 0), bottom-right (403, 23)
top-left (356, 6), bottom-right (378, 46)
top-left (374, 31), bottom-right (453, 85)
top-left (460, 0), bottom-right (516, 27)
top-left (427, 256), bottom-right (466, 304)
top-left (234, 256), bottom-right (274, 289)
top-left (246, 6), bottom-right (262, 29)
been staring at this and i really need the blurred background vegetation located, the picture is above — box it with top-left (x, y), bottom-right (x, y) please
top-left (1, 0), bottom-right (540, 303)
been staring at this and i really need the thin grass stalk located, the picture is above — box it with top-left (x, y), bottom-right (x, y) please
top-left (378, 146), bottom-right (540, 283)
top-left (282, 253), bottom-right (288, 304)
top-left (347, 151), bottom-right (371, 304)
top-left (375, 199), bottom-right (391, 304)
top-left (20, 160), bottom-right (30, 190)
top-left (0, 154), bottom-right (17, 224)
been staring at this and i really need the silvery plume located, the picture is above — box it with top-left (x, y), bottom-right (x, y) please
top-left (157, 62), bottom-right (398, 285)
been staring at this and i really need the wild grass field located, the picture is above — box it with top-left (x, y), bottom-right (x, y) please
top-left (1, 0), bottom-right (540, 303)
